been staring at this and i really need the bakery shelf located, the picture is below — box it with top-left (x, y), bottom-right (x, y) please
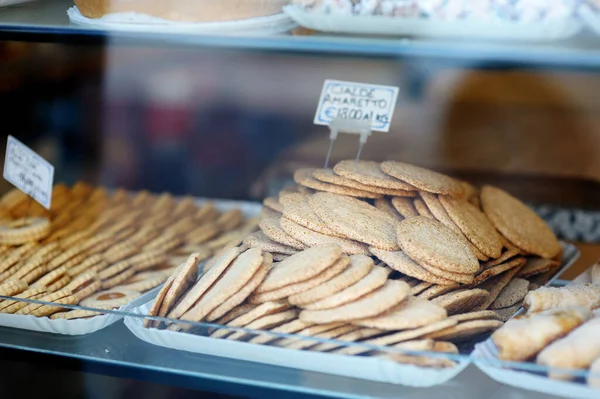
top-left (0, 320), bottom-right (569, 399)
top-left (3, 0), bottom-right (600, 69)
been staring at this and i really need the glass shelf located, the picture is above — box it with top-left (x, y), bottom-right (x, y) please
top-left (1, 0), bottom-right (600, 69)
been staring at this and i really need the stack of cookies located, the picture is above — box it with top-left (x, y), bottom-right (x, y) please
top-left (249, 160), bottom-right (562, 326)
top-left (0, 184), bottom-right (256, 320)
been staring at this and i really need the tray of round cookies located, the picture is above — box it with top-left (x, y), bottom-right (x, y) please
top-left (125, 160), bottom-right (578, 386)
top-left (0, 183), bottom-right (261, 335)
top-left (472, 263), bottom-right (600, 399)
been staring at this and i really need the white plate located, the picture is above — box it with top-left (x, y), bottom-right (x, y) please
top-left (284, 5), bottom-right (583, 41)
top-left (124, 301), bottom-right (469, 387)
top-left (0, 198), bottom-right (262, 335)
top-left (67, 6), bottom-right (296, 35)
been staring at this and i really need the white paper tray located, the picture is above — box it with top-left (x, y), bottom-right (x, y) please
top-left (0, 198), bottom-right (262, 335)
top-left (67, 6), bottom-right (296, 35)
top-left (124, 301), bottom-right (469, 387)
top-left (473, 339), bottom-right (598, 399)
top-left (0, 287), bottom-right (158, 336)
top-left (284, 5), bottom-right (583, 41)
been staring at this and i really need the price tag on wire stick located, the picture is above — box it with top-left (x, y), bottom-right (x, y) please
top-left (314, 80), bottom-right (399, 132)
top-left (3, 135), bottom-right (54, 209)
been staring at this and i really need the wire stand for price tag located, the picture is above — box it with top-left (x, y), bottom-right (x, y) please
top-left (324, 118), bottom-right (372, 168)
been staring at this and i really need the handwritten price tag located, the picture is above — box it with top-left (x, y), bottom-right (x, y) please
top-left (314, 80), bottom-right (399, 133)
top-left (3, 135), bottom-right (54, 209)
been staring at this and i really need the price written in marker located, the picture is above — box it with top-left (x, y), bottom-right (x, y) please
top-left (314, 80), bottom-right (400, 132)
top-left (3, 135), bottom-right (54, 209)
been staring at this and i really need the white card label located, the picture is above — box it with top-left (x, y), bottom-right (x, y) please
top-left (3, 135), bottom-right (54, 209)
top-left (314, 80), bottom-right (399, 132)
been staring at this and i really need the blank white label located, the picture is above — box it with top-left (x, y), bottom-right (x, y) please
top-left (3, 135), bottom-right (54, 209)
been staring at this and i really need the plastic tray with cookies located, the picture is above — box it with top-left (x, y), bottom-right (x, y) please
top-left (284, 2), bottom-right (583, 41)
top-left (0, 182), bottom-right (262, 335)
top-left (472, 261), bottom-right (600, 399)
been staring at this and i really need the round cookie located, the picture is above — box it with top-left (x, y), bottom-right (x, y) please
top-left (431, 289), bottom-right (490, 315)
top-left (280, 193), bottom-right (345, 238)
top-left (480, 185), bottom-right (560, 259)
top-left (81, 288), bottom-right (141, 308)
top-left (255, 243), bottom-right (342, 293)
top-left (391, 197), bottom-right (419, 218)
top-left (312, 168), bottom-right (415, 197)
top-left (309, 192), bottom-right (400, 250)
top-left (490, 278), bottom-right (530, 309)
top-left (396, 216), bottom-right (479, 274)
top-left (333, 160), bottom-right (416, 191)
top-left (369, 248), bottom-right (456, 286)
top-left (354, 296), bottom-right (447, 330)
top-left (259, 216), bottom-right (306, 250)
top-left (280, 217), bottom-right (370, 256)
top-left (288, 254), bottom-right (373, 306)
top-left (425, 319), bottom-right (504, 341)
top-left (380, 161), bottom-right (464, 197)
top-left (243, 231), bottom-right (298, 255)
top-left (299, 280), bottom-right (410, 324)
top-left (439, 196), bottom-right (502, 259)
top-left (294, 168), bottom-right (381, 199)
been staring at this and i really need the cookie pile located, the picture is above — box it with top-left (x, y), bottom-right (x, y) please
top-left (0, 183), bottom-right (256, 320)
top-left (147, 245), bottom-right (507, 367)
top-left (252, 160), bottom-right (562, 326)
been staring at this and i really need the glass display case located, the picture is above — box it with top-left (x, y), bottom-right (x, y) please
top-left (1, 1), bottom-right (600, 398)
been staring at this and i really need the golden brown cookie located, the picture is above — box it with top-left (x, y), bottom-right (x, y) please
top-left (294, 168), bottom-right (382, 199)
top-left (380, 161), bottom-right (464, 197)
top-left (280, 193), bottom-right (345, 238)
top-left (312, 169), bottom-right (415, 197)
top-left (333, 160), bottom-right (416, 191)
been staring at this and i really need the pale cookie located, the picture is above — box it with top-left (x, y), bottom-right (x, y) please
top-left (333, 160), bottom-right (416, 191)
top-left (300, 266), bottom-right (389, 311)
top-left (263, 197), bottom-right (283, 213)
top-left (16, 290), bottom-right (73, 315)
top-left (255, 244), bottom-right (342, 294)
top-left (0, 279), bottom-right (28, 297)
top-left (439, 196), bottom-right (502, 259)
top-left (280, 217), bottom-right (369, 256)
top-left (374, 198), bottom-right (404, 221)
top-left (419, 261), bottom-right (475, 284)
top-left (410, 281), bottom-right (433, 296)
top-left (98, 260), bottom-right (131, 280)
top-left (50, 309), bottom-right (106, 320)
top-left (283, 325), bottom-right (361, 351)
top-left (334, 319), bottom-right (457, 356)
top-left (397, 216), bottom-right (479, 274)
top-left (117, 275), bottom-right (166, 293)
top-left (243, 231), bottom-right (298, 255)
top-left (205, 254), bottom-right (272, 322)
top-left (64, 271), bottom-right (97, 293)
top-left (294, 168), bottom-right (381, 199)
top-left (0, 217), bottom-right (51, 245)
top-left (480, 185), bottom-right (560, 259)
top-left (248, 319), bottom-right (314, 345)
top-left (391, 197), bottom-right (419, 218)
top-left (210, 300), bottom-right (290, 339)
top-left (299, 280), bottom-right (410, 324)
top-left (74, 280), bottom-right (102, 302)
top-left (273, 322), bottom-right (345, 347)
top-left (216, 209), bottom-right (244, 231)
top-left (186, 222), bottom-right (221, 245)
top-left (431, 289), bottom-right (490, 315)
top-left (380, 161), bottom-right (464, 197)
top-left (165, 248), bottom-right (240, 321)
top-left (248, 255), bottom-right (349, 303)
top-left (472, 257), bottom-right (526, 285)
top-left (490, 278), bottom-right (529, 309)
top-left (195, 201), bottom-right (218, 223)
top-left (0, 291), bottom-right (46, 314)
top-left (494, 303), bottom-right (522, 322)
top-left (81, 288), bottom-right (140, 309)
top-left (482, 248), bottom-right (520, 270)
top-left (369, 248), bottom-right (455, 286)
top-left (179, 248), bottom-right (264, 326)
top-left (225, 309), bottom-right (300, 341)
top-left (47, 275), bottom-right (72, 292)
top-left (288, 255), bottom-right (373, 306)
top-left (22, 266), bottom-right (48, 285)
top-left (29, 295), bottom-right (79, 318)
top-left (417, 283), bottom-right (461, 300)
top-left (449, 310), bottom-right (502, 323)
top-left (473, 264), bottom-right (524, 311)
top-left (259, 216), bottom-right (306, 250)
top-left (425, 319), bottom-right (504, 342)
top-left (214, 304), bottom-right (259, 326)
top-left (309, 192), bottom-right (400, 250)
top-left (128, 250), bottom-right (169, 272)
top-left (310, 328), bottom-right (384, 352)
top-left (0, 287), bottom-right (45, 312)
top-left (517, 257), bottom-right (558, 278)
top-left (32, 266), bottom-right (68, 289)
top-left (354, 296), bottom-right (447, 330)
top-left (312, 169), bottom-right (415, 197)
top-left (101, 268), bottom-right (135, 289)
top-left (280, 193), bottom-right (344, 238)
top-left (413, 199), bottom-right (434, 219)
